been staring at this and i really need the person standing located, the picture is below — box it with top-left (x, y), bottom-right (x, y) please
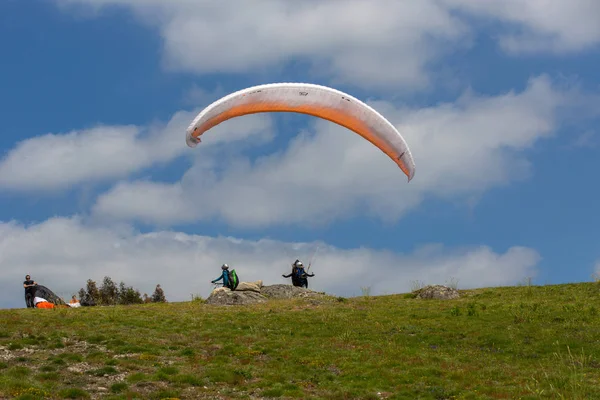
top-left (282, 260), bottom-right (315, 288)
top-left (23, 274), bottom-right (37, 308)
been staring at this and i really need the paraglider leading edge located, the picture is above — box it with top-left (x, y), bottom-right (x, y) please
top-left (185, 82), bottom-right (416, 182)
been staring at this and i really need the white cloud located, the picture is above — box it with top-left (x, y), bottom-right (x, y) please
top-left (55, 0), bottom-right (469, 90)
top-left (92, 180), bottom-right (190, 226)
top-left (93, 75), bottom-right (573, 228)
top-left (441, 0), bottom-right (600, 54)
top-left (0, 109), bottom-right (273, 191)
top-left (0, 216), bottom-right (540, 309)
top-left (54, 0), bottom-right (600, 91)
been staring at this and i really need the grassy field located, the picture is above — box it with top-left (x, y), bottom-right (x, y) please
top-left (1, 282), bottom-right (599, 400)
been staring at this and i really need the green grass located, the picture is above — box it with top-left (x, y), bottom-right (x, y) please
top-left (1, 282), bottom-right (600, 399)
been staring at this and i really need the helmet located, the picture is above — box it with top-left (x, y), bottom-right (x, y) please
top-left (221, 264), bottom-right (229, 270)
top-left (294, 260), bottom-right (303, 267)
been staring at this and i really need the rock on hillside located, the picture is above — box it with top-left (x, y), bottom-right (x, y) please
top-left (205, 287), bottom-right (268, 306)
top-left (205, 281), bottom-right (326, 306)
top-left (414, 285), bottom-right (460, 300)
top-left (261, 284), bottom-right (325, 299)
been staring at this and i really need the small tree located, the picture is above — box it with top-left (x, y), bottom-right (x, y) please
top-left (116, 281), bottom-right (142, 305)
top-left (119, 286), bottom-right (144, 305)
top-left (151, 284), bottom-right (167, 303)
top-left (99, 276), bottom-right (119, 305)
top-left (84, 279), bottom-right (100, 306)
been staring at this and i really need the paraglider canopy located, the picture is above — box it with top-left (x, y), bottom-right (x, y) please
top-left (31, 285), bottom-right (66, 306)
top-left (186, 82), bottom-right (416, 181)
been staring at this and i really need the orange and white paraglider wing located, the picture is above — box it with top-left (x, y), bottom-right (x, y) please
top-left (185, 83), bottom-right (415, 181)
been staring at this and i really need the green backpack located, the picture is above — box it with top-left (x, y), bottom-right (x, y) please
top-left (228, 269), bottom-right (239, 290)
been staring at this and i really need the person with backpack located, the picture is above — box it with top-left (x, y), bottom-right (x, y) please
top-left (211, 264), bottom-right (239, 290)
top-left (211, 264), bottom-right (231, 288)
top-left (282, 259), bottom-right (314, 288)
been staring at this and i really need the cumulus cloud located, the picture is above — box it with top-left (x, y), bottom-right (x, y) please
top-left (93, 75), bottom-right (573, 228)
top-left (0, 216), bottom-right (540, 309)
top-left (0, 110), bottom-right (272, 191)
top-left (441, 0), bottom-right (600, 54)
top-left (92, 181), bottom-right (190, 226)
top-left (55, 0), bottom-right (600, 90)
top-left (55, 0), bottom-right (469, 90)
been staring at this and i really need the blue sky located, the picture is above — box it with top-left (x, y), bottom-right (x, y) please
top-left (1, 0), bottom-right (599, 308)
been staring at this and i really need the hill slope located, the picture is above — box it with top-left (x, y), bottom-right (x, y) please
top-left (1, 283), bottom-right (599, 399)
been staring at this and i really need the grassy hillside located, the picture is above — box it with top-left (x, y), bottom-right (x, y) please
top-left (1, 282), bottom-right (599, 400)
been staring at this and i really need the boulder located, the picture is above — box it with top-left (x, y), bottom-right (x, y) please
top-left (414, 285), bottom-right (459, 300)
top-left (235, 280), bottom-right (263, 293)
top-left (205, 287), bottom-right (267, 306)
top-left (261, 284), bottom-right (323, 299)
top-left (204, 283), bottom-right (325, 306)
